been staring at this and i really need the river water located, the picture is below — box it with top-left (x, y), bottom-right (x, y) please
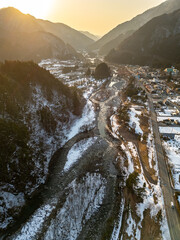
top-left (3, 60), bottom-right (126, 240)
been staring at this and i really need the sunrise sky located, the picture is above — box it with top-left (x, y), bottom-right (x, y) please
top-left (0, 0), bottom-right (166, 35)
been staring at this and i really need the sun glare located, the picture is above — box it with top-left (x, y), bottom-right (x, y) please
top-left (0, 0), bottom-right (53, 19)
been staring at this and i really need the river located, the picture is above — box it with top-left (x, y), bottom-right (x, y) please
top-left (2, 62), bottom-right (126, 240)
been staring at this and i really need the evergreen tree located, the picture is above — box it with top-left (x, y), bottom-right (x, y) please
top-left (86, 68), bottom-right (91, 76)
top-left (94, 62), bottom-right (111, 80)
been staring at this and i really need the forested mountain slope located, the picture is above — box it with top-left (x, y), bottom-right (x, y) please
top-left (0, 61), bottom-right (84, 230)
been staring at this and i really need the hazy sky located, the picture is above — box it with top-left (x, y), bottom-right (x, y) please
top-left (0, 0), bottom-right (166, 35)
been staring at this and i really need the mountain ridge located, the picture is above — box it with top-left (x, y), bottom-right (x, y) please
top-left (37, 19), bottom-right (94, 50)
top-left (0, 7), bottom-right (94, 55)
top-left (0, 7), bottom-right (84, 61)
top-left (106, 9), bottom-right (180, 66)
top-left (80, 31), bottom-right (100, 41)
top-left (90, 0), bottom-right (180, 53)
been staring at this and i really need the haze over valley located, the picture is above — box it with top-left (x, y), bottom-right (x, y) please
top-left (0, 1), bottom-right (180, 240)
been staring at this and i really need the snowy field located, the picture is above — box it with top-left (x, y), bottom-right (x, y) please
top-left (128, 107), bottom-right (143, 136)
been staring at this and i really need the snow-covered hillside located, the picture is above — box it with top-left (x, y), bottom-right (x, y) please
top-left (0, 61), bottom-right (85, 230)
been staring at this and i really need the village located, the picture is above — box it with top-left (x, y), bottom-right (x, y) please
top-left (38, 58), bottom-right (180, 239)
top-left (129, 65), bottom-right (180, 202)
top-left (40, 57), bottom-right (180, 207)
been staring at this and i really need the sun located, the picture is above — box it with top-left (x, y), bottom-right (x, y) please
top-left (0, 0), bottom-right (54, 19)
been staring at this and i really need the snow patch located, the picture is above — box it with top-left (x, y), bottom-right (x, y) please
top-left (64, 137), bottom-right (98, 172)
top-left (0, 192), bottom-right (25, 229)
top-left (44, 173), bottom-right (106, 240)
top-left (12, 203), bottom-right (56, 240)
top-left (128, 107), bottom-right (143, 136)
top-left (111, 198), bottom-right (125, 240)
top-left (65, 100), bottom-right (96, 141)
top-left (121, 143), bottom-right (134, 174)
top-left (126, 210), bottom-right (138, 239)
top-left (110, 114), bottom-right (121, 139)
top-left (159, 127), bottom-right (180, 134)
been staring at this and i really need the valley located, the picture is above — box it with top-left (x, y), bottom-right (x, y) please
top-left (0, 0), bottom-right (180, 239)
top-left (1, 56), bottom-right (180, 239)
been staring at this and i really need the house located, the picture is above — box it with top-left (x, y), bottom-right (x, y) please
top-left (164, 67), bottom-right (179, 76)
top-left (162, 133), bottom-right (175, 140)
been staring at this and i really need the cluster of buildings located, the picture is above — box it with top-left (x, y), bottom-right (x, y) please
top-left (164, 66), bottom-right (179, 76)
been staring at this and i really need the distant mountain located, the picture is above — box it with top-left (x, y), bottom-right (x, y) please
top-left (0, 7), bottom-right (95, 61)
top-left (90, 0), bottom-right (180, 53)
top-left (99, 30), bottom-right (133, 55)
top-left (0, 28), bottom-right (80, 62)
top-left (0, 7), bottom-right (82, 61)
top-left (106, 10), bottom-right (180, 66)
top-left (37, 20), bottom-right (94, 50)
top-left (0, 7), bottom-right (42, 33)
top-left (0, 7), bottom-right (94, 51)
top-left (80, 31), bottom-right (100, 41)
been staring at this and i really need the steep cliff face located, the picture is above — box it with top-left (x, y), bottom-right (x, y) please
top-left (106, 10), bottom-right (180, 66)
top-left (0, 61), bottom-right (84, 230)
